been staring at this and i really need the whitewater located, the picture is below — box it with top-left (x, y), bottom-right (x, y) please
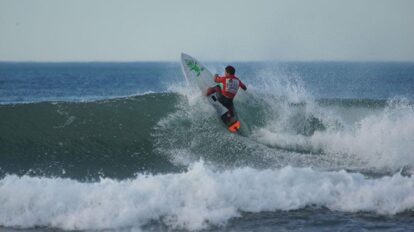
top-left (0, 62), bottom-right (413, 231)
top-left (1, 163), bottom-right (414, 230)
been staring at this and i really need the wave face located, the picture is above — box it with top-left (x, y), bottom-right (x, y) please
top-left (0, 94), bottom-right (182, 179)
top-left (1, 62), bottom-right (414, 231)
top-left (3, 92), bottom-right (411, 179)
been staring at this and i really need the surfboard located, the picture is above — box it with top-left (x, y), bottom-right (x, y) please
top-left (180, 53), bottom-right (241, 133)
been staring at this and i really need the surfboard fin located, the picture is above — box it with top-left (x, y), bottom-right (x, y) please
top-left (228, 120), bottom-right (241, 133)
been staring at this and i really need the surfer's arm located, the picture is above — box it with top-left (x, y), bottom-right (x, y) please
top-left (214, 75), bottom-right (225, 83)
top-left (239, 80), bottom-right (247, 91)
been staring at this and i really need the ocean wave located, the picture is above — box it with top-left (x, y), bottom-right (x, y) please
top-left (0, 93), bottom-right (182, 179)
top-left (1, 162), bottom-right (413, 231)
top-left (253, 98), bottom-right (414, 170)
top-left (0, 90), bottom-right (161, 105)
top-left (2, 81), bottom-right (412, 179)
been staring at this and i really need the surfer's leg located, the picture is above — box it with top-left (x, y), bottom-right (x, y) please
top-left (206, 87), bottom-right (215, 96)
top-left (206, 85), bottom-right (221, 96)
top-left (221, 113), bottom-right (230, 125)
top-left (218, 97), bottom-right (233, 114)
top-left (217, 96), bottom-right (235, 125)
top-left (226, 102), bottom-right (236, 124)
top-left (228, 105), bottom-right (235, 118)
top-left (221, 109), bottom-right (236, 125)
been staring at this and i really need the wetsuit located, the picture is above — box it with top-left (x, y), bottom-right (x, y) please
top-left (209, 74), bottom-right (247, 124)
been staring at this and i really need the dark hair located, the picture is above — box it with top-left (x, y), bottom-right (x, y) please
top-left (225, 65), bottom-right (236, 75)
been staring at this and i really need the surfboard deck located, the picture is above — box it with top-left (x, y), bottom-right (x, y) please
top-left (180, 53), bottom-right (241, 133)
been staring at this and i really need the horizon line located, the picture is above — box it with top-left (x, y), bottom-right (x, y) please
top-left (1, 59), bottom-right (414, 63)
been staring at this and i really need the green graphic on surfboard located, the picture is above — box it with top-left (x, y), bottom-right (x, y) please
top-left (185, 60), bottom-right (204, 77)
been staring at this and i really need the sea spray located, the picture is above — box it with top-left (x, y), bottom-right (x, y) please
top-left (310, 98), bottom-right (414, 169)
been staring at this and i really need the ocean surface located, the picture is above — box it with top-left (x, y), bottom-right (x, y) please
top-left (0, 61), bottom-right (414, 231)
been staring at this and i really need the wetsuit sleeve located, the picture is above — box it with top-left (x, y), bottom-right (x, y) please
top-left (214, 76), bottom-right (226, 84)
top-left (239, 80), bottom-right (247, 90)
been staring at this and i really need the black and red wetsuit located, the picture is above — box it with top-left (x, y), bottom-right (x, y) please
top-left (214, 74), bottom-right (247, 100)
top-left (207, 74), bottom-right (247, 121)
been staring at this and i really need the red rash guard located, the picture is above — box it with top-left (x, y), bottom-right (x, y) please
top-left (214, 74), bottom-right (247, 99)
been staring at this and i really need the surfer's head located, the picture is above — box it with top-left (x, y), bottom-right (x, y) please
top-left (225, 65), bottom-right (236, 76)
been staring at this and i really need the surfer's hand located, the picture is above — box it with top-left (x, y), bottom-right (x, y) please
top-left (213, 74), bottom-right (219, 81)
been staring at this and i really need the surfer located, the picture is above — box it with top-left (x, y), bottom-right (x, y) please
top-left (206, 65), bottom-right (247, 124)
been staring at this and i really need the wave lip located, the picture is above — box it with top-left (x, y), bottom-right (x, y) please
top-left (1, 162), bottom-right (413, 231)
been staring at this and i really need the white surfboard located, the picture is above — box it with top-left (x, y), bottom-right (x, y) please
top-left (180, 53), bottom-right (241, 132)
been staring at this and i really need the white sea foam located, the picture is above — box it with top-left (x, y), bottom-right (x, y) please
top-left (254, 99), bottom-right (414, 170)
top-left (240, 66), bottom-right (413, 170)
top-left (1, 162), bottom-right (413, 231)
top-left (168, 68), bottom-right (414, 171)
top-left (311, 99), bottom-right (414, 167)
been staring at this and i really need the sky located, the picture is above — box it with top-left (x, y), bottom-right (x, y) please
top-left (0, 0), bottom-right (413, 62)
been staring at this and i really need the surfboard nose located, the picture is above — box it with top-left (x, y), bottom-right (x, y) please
top-left (181, 53), bottom-right (189, 59)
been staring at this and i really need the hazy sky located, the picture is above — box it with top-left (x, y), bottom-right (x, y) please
top-left (1, 0), bottom-right (413, 61)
